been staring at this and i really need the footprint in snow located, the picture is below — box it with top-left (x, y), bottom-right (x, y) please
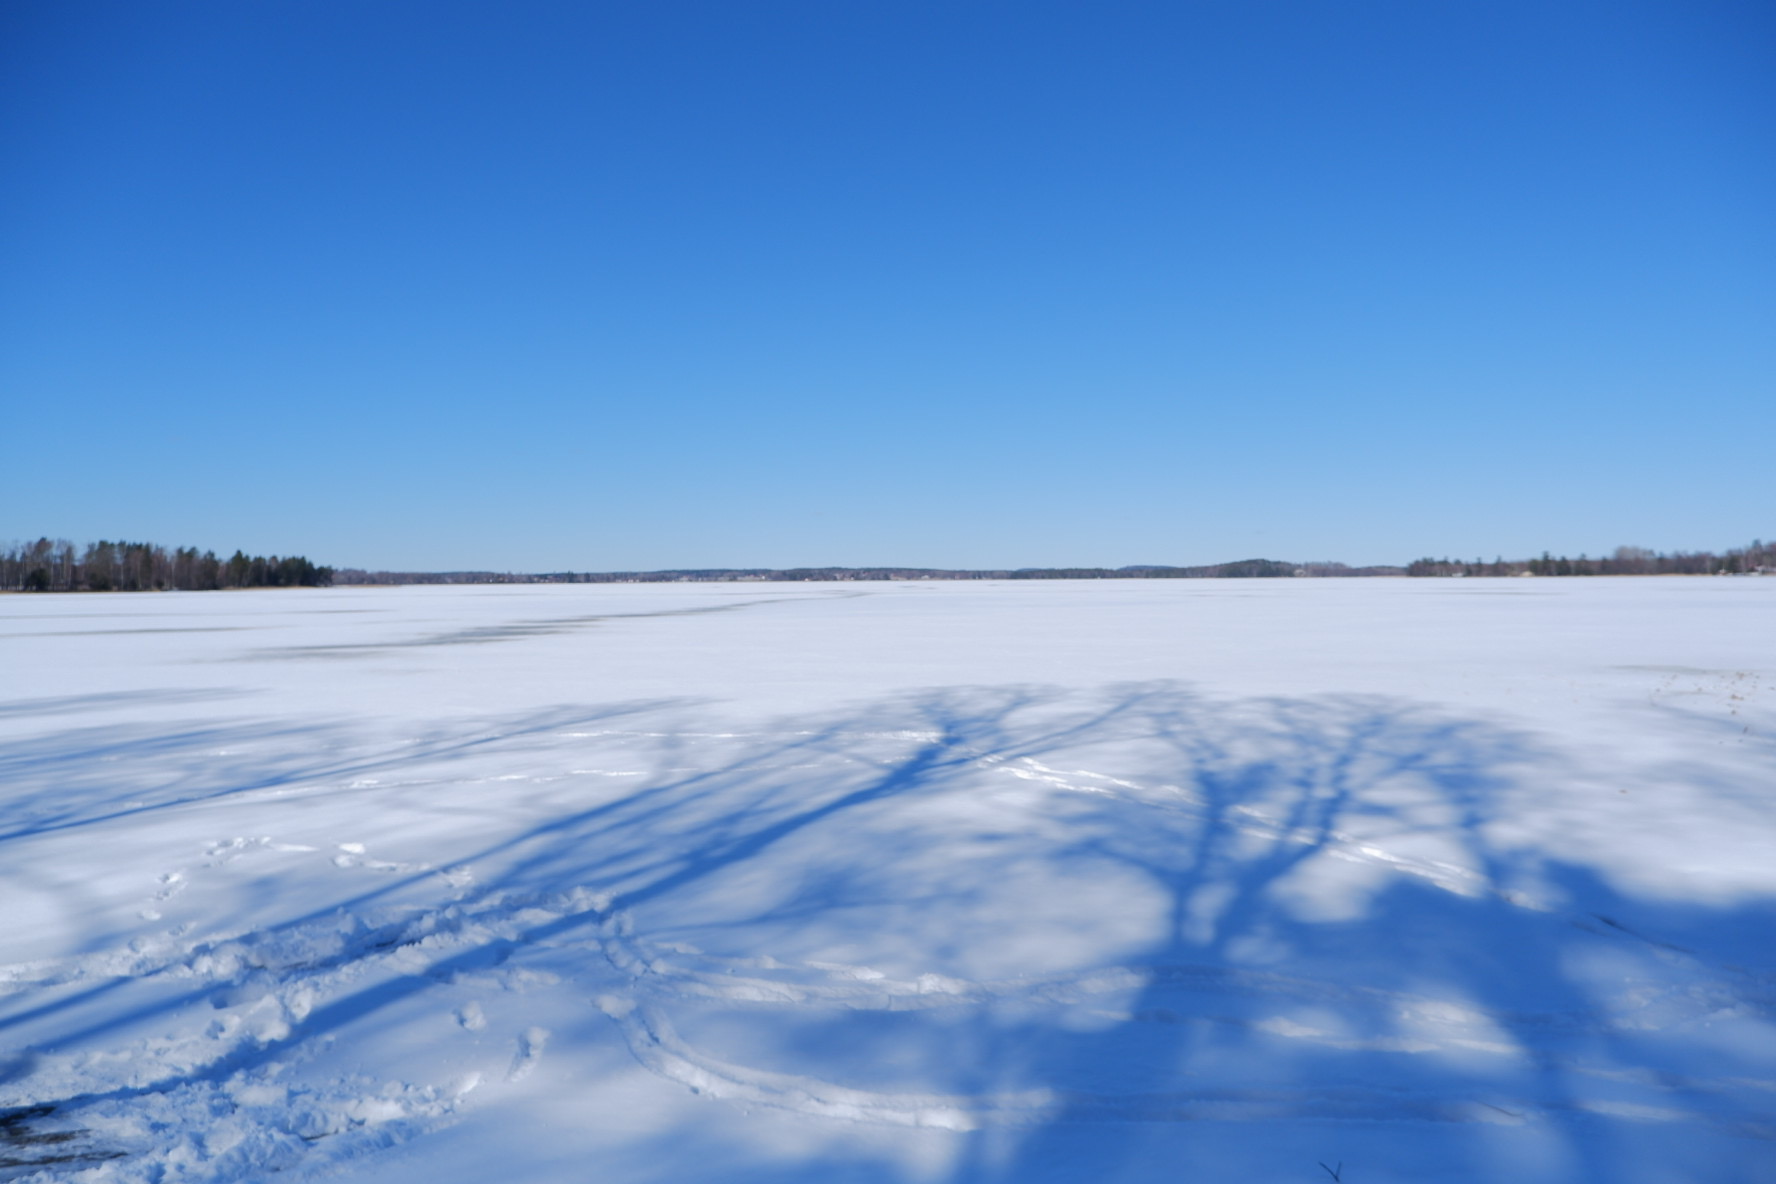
top-left (505, 1027), bottom-right (549, 1083)
top-left (332, 842), bottom-right (423, 873)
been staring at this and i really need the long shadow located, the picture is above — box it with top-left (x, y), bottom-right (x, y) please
top-left (0, 700), bottom-right (678, 845)
top-left (950, 694), bottom-right (1776, 1183)
top-left (0, 700), bottom-right (681, 1045)
top-left (0, 686), bottom-right (1148, 1129)
top-left (1, 685), bottom-right (1772, 1183)
top-left (0, 687), bottom-right (1099, 1052)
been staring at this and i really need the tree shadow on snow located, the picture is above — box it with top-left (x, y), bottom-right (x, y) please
top-left (937, 693), bottom-right (1776, 1183)
top-left (0, 684), bottom-right (1772, 1182)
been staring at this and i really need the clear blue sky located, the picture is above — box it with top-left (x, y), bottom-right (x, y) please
top-left (4, 1), bottom-right (1771, 571)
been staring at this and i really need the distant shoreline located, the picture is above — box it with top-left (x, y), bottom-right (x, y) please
top-left (9, 569), bottom-right (1776, 596)
top-left (6, 538), bottom-right (1770, 592)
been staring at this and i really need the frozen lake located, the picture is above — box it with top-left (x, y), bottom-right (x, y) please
top-left (2, 578), bottom-right (1772, 1183)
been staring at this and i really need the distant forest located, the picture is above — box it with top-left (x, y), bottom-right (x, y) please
top-left (1, 538), bottom-right (333, 592)
top-left (1405, 540), bottom-right (1774, 578)
top-left (6, 537), bottom-right (1769, 593)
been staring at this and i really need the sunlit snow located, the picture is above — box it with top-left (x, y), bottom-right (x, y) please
top-left (2, 579), bottom-right (1772, 1182)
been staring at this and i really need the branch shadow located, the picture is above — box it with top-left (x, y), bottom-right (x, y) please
top-left (944, 693), bottom-right (1776, 1182)
top-left (0, 684), bottom-right (1772, 1182)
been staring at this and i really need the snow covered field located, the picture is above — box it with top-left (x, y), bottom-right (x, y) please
top-left (2, 578), bottom-right (1772, 1183)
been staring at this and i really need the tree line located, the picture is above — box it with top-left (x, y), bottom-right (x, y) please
top-left (1406, 539), bottom-right (1774, 578)
top-left (13, 537), bottom-right (1766, 591)
top-left (1, 538), bottom-right (333, 592)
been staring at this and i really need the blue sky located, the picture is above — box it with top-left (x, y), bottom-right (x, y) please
top-left (3, 1), bottom-right (1772, 571)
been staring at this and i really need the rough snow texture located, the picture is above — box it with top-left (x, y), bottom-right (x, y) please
top-left (1, 578), bottom-right (1772, 1183)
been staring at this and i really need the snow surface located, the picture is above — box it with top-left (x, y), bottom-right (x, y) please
top-left (1, 578), bottom-right (1773, 1183)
